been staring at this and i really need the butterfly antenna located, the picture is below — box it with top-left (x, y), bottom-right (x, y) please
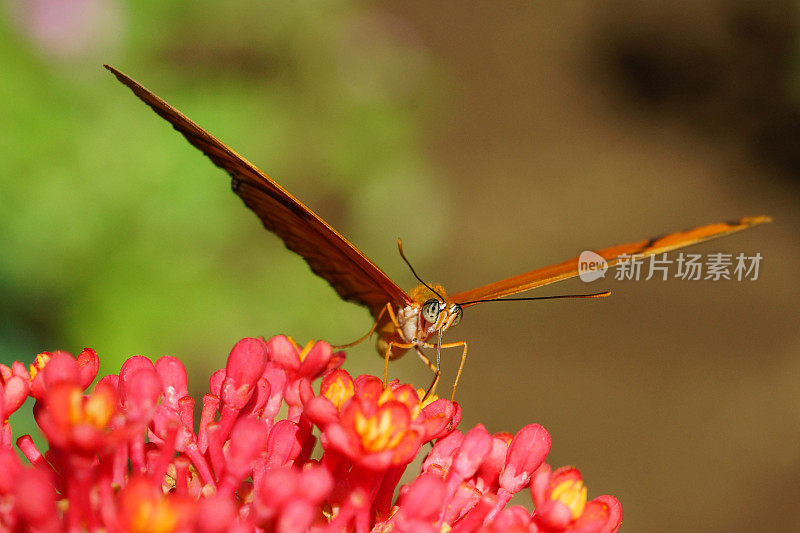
top-left (397, 238), bottom-right (446, 302)
top-left (457, 290), bottom-right (611, 306)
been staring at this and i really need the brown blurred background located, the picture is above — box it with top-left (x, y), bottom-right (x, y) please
top-left (2, 1), bottom-right (799, 531)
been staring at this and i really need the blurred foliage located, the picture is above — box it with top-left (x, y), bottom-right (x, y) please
top-left (0, 0), bottom-right (448, 379)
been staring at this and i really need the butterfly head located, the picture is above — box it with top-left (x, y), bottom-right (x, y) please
top-left (422, 298), bottom-right (463, 329)
top-left (409, 284), bottom-right (463, 332)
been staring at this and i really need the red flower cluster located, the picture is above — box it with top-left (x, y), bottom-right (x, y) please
top-left (0, 336), bottom-right (621, 532)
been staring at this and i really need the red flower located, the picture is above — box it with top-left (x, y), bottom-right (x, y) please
top-left (0, 336), bottom-right (620, 532)
top-left (34, 379), bottom-right (117, 453)
top-left (323, 391), bottom-right (423, 470)
top-left (116, 476), bottom-right (197, 533)
top-left (304, 368), bottom-right (355, 426)
top-left (531, 465), bottom-right (622, 532)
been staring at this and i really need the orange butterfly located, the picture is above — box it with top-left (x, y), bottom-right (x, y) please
top-left (105, 65), bottom-right (771, 399)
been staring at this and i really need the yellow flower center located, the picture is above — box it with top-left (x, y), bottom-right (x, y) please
top-left (68, 387), bottom-right (115, 429)
top-left (417, 389), bottom-right (438, 408)
top-left (130, 498), bottom-right (180, 533)
top-left (29, 352), bottom-right (51, 379)
top-left (323, 376), bottom-right (354, 410)
top-left (353, 410), bottom-right (406, 453)
top-left (550, 479), bottom-right (587, 521)
top-left (298, 340), bottom-right (316, 362)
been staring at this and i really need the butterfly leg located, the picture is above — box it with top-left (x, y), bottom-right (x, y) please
top-left (378, 303), bottom-right (414, 385)
top-left (421, 340), bottom-right (468, 401)
top-left (413, 348), bottom-right (440, 401)
top-left (383, 340), bottom-right (415, 386)
top-left (333, 304), bottom-right (391, 349)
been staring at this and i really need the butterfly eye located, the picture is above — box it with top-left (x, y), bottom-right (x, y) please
top-left (450, 305), bottom-right (463, 326)
top-left (422, 299), bottom-right (442, 323)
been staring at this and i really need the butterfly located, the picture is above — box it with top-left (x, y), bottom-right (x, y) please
top-left (105, 65), bottom-right (771, 400)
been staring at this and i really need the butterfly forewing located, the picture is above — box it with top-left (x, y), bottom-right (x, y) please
top-left (105, 65), bottom-right (410, 316)
top-left (451, 216), bottom-right (771, 306)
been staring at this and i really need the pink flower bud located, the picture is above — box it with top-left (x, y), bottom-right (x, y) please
top-left (76, 348), bottom-right (99, 390)
top-left (209, 369), bottom-right (225, 397)
top-left (15, 435), bottom-right (45, 468)
top-left (1, 375), bottom-right (29, 419)
top-left (450, 493), bottom-right (496, 533)
top-left (119, 355), bottom-right (155, 380)
top-left (398, 472), bottom-right (446, 521)
top-left (118, 355), bottom-right (157, 408)
top-left (442, 481), bottom-right (482, 525)
top-left (453, 424), bottom-right (493, 480)
top-left (266, 419), bottom-right (303, 468)
top-left (499, 424), bottom-right (551, 494)
top-left (423, 429), bottom-right (464, 475)
top-left (241, 378), bottom-right (271, 417)
top-left (227, 417), bottom-right (269, 479)
top-left (120, 368), bottom-right (162, 421)
top-left (298, 377), bottom-right (315, 405)
top-left (475, 433), bottom-right (511, 492)
top-left (221, 338), bottom-right (268, 410)
top-left (155, 356), bottom-right (189, 407)
top-left (262, 363), bottom-right (288, 419)
top-left (196, 493), bottom-right (237, 533)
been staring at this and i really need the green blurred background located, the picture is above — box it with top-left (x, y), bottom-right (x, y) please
top-left (2, 1), bottom-right (799, 531)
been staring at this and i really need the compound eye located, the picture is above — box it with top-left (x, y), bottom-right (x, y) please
top-left (422, 299), bottom-right (442, 323)
top-left (450, 305), bottom-right (463, 326)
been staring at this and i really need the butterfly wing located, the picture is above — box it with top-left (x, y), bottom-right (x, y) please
top-left (105, 65), bottom-right (411, 316)
top-left (451, 216), bottom-right (771, 306)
